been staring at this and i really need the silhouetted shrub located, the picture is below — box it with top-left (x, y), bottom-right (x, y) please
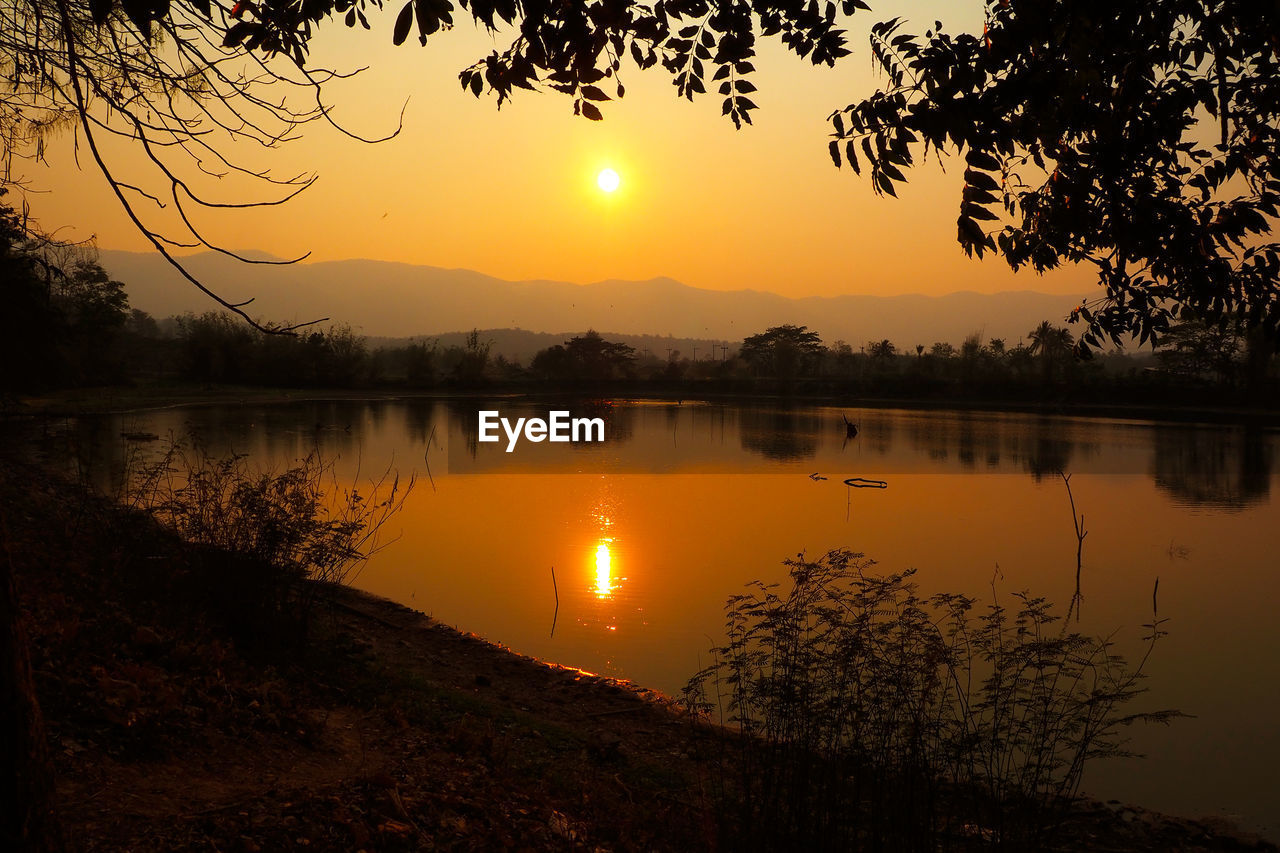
top-left (123, 441), bottom-right (412, 648)
top-left (683, 549), bottom-right (1178, 851)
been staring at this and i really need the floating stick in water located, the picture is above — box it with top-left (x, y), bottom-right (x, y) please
top-left (843, 477), bottom-right (887, 489)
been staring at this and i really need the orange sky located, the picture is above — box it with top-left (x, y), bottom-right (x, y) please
top-left (23, 1), bottom-right (1092, 300)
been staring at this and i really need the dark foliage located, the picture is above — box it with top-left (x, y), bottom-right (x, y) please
top-left (0, 196), bottom-right (135, 393)
top-left (739, 324), bottom-right (825, 380)
top-left (531, 330), bottom-right (637, 384)
top-left (72, 0), bottom-right (865, 128)
top-left (826, 1), bottom-right (1280, 351)
top-left (175, 312), bottom-right (372, 387)
top-left (121, 441), bottom-right (412, 648)
top-left (684, 549), bottom-right (1180, 851)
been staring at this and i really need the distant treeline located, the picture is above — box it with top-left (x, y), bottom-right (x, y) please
top-left (3, 233), bottom-right (1276, 407)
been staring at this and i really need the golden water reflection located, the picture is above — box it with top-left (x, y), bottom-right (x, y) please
top-left (594, 539), bottom-right (615, 599)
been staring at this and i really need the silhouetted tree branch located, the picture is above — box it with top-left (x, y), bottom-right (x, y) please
top-left (826, 1), bottom-right (1280, 352)
top-left (1, 0), bottom-right (395, 331)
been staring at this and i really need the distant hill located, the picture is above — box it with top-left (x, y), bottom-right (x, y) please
top-left (367, 330), bottom-right (733, 364)
top-left (101, 250), bottom-right (1087, 350)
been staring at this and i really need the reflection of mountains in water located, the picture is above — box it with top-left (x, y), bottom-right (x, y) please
top-left (1152, 426), bottom-right (1273, 510)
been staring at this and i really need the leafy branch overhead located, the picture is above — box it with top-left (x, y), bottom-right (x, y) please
top-left (442, 0), bottom-right (866, 128)
top-left (826, 2), bottom-right (1280, 350)
top-left (80, 0), bottom-right (870, 129)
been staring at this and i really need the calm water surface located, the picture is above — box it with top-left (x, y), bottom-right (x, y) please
top-left (54, 398), bottom-right (1280, 837)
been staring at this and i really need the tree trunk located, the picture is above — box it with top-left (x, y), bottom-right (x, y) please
top-left (0, 532), bottom-right (63, 852)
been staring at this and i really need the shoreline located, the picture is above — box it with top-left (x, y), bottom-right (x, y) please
top-left (344, 582), bottom-right (1280, 845)
top-left (300, 581), bottom-right (1280, 848)
top-left (5, 454), bottom-right (1275, 850)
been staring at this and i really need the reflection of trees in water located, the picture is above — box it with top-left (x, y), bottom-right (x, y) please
top-left (571, 399), bottom-right (636, 444)
top-left (903, 414), bottom-right (1098, 480)
top-left (253, 402), bottom-right (362, 461)
top-left (688, 403), bottom-right (730, 445)
top-left (405, 400), bottom-right (438, 446)
top-left (366, 400), bottom-right (389, 430)
top-left (908, 421), bottom-right (948, 463)
top-left (664, 402), bottom-right (681, 434)
top-left (854, 413), bottom-right (893, 457)
top-left (447, 400), bottom-right (483, 459)
top-left (1021, 420), bottom-right (1074, 482)
top-left (906, 414), bottom-right (1011, 471)
top-left (227, 404), bottom-right (365, 460)
top-left (739, 407), bottom-right (822, 461)
top-left (50, 402), bottom-right (371, 493)
top-left (58, 404), bottom-right (1272, 509)
top-left (957, 415), bottom-right (977, 469)
top-left (1152, 426), bottom-right (1273, 509)
top-left (46, 416), bottom-right (137, 492)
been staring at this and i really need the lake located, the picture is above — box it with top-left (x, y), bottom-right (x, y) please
top-left (47, 397), bottom-right (1280, 837)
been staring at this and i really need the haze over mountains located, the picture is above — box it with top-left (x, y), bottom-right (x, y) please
top-left (102, 250), bottom-right (1087, 351)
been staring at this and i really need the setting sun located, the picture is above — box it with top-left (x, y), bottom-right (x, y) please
top-left (596, 168), bottom-right (620, 193)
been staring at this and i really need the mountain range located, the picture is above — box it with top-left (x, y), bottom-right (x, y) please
top-left (101, 250), bottom-right (1087, 351)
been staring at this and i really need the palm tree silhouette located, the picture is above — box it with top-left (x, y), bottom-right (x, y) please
top-left (1027, 321), bottom-right (1074, 382)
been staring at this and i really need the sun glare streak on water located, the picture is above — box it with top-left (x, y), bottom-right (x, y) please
top-left (594, 540), bottom-right (614, 599)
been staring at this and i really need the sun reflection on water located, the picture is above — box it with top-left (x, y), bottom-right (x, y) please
top-left (594, 539), bottom-right (614, 599)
